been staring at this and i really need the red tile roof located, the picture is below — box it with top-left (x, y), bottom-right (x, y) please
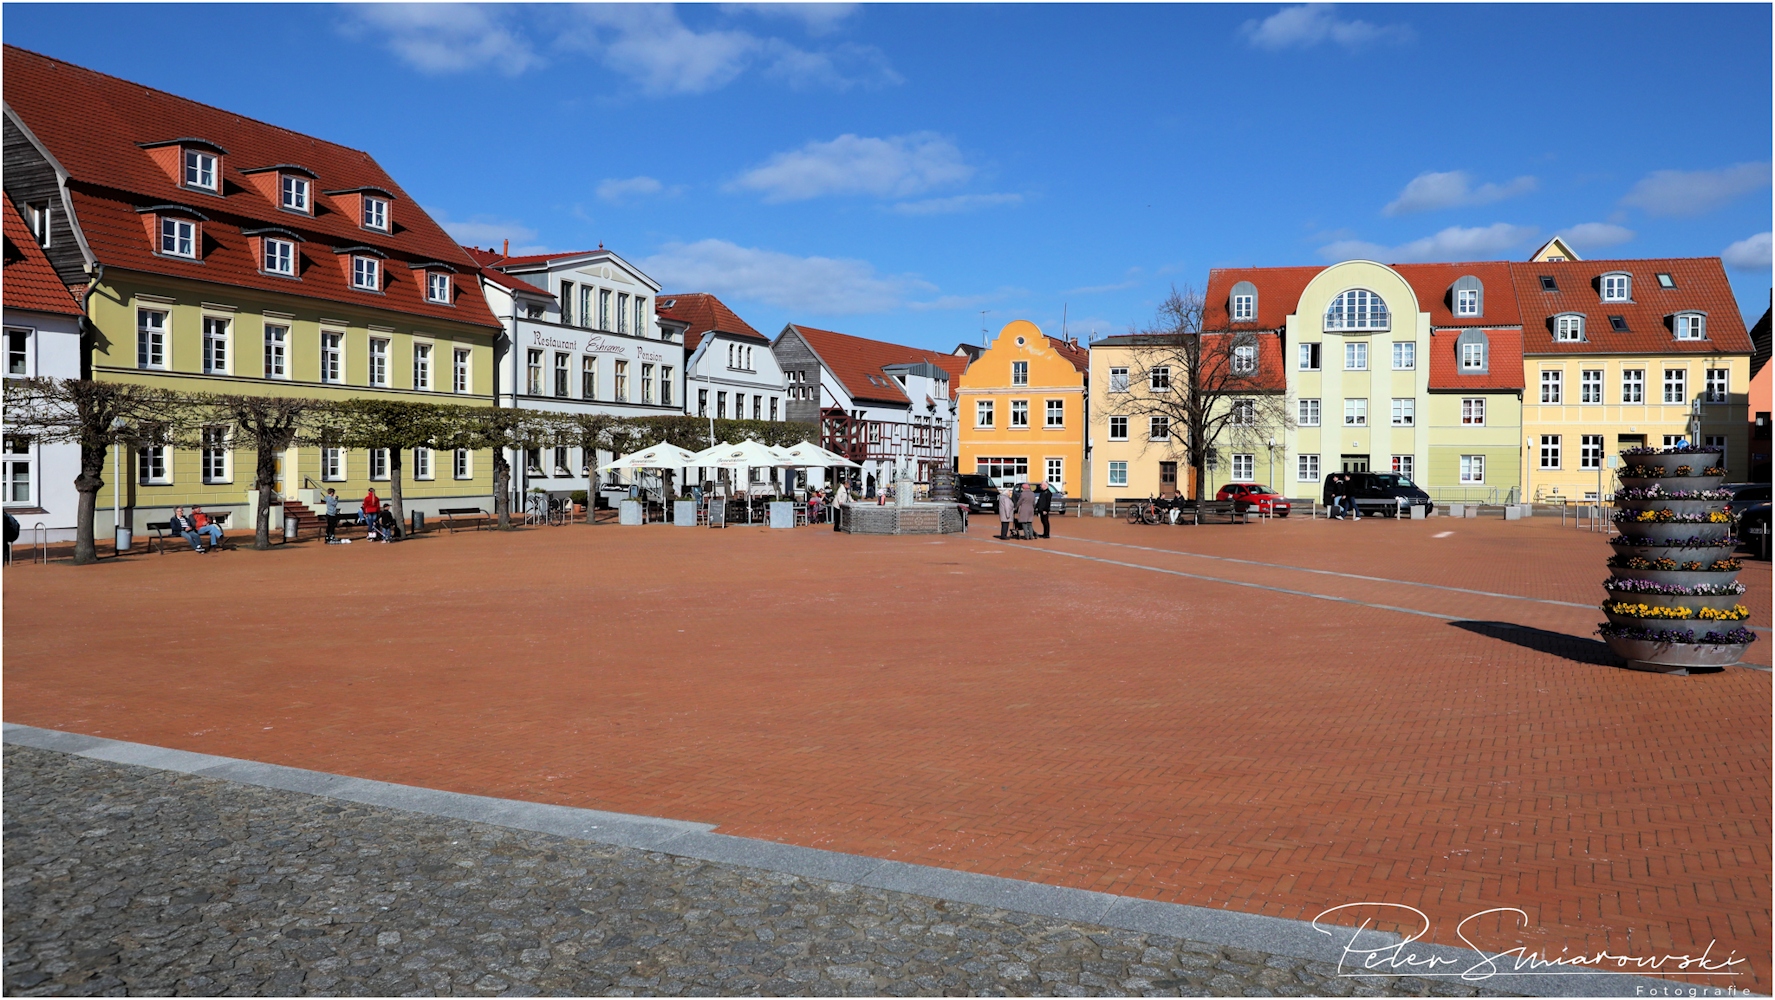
top-left (787, 325), bottom-right (965, 406)
top-left (1428, 328), bottom-right (1525, 391)
top-left (656, 293), bottom-right (765, 351)
top-left (1207, 262), bottom-right (1524, 330)
top-left (1092, 330), bottom-right (1286, 392)
top-left (1395, 261), bottom-right (1521, 327)
top-left (4, 45), bottom-right (499, 330)
top-left (1047, 335), bottom-right (1090, 374)
top-left (1507, 257), bottom-right (1752, 356)
top-left (477, 250), bottom-right (601, 268)
top-left (2, 198), bottom-right (82, 316)
top-left (1204, 266), bottom-right (1324, 329)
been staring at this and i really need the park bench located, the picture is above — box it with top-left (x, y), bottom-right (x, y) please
top-left (1177, 500), bottom-right (1250, 525)
top-left (438, 507), bottom-right (492, 532)
top-left (146, 510), bottom-right (233, 553)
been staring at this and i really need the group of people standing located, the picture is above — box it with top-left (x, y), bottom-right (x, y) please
top-left (996, 481), bottom-right (1055, 540)
top-left (1321, 473), bottom-right (1362, 520)
top-left (322, 488), bottom-right (400, 544)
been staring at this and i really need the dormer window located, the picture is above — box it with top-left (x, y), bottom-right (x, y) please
top-left (1229, 280), bottom-right (1258, 323)
top-left (1460, 342), bottom-right (1485, 370)
top-left (281, 175), bottom-right (311, 212)
top-left (1600, 272), bottom-right (1631, 302)
top-left (1324, 288), bottom-right (1389, 331)
top-left (1454, 288), bottom-right (1478, 316)
top-left (363, 196), bottom-right (389, 232)
top-left (1450, 275), bottom-right (1484, 318)
top-left (352, 255), bottom-right (380, 290)
top-left (1554, 314), bottom-right (1585, 342)
top-left (160, 217), bottom-right (196, 258)
top-left (426, 271), bottom-right (452, 304)
top-left (183, 149), bottom-right (217, 191)
top-left (264, 237), bottom-right (295, 275)
top-left (1675, 313), bottom-right (1707, 341)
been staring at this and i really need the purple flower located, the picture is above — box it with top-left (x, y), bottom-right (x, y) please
top-left (1603, 579), bottom-right (1745, 596)
top-left (1596, 623), bottom-right (1758, 645)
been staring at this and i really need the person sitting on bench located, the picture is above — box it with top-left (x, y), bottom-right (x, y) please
top-left (169, 507), bottom-right (208, 553)
top-left (190, 506), bottom-right (224, 551)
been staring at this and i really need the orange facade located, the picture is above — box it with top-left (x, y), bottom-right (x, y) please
top-left (957, 320), bottom-right (1088, 493)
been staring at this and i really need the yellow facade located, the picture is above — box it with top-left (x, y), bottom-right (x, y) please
top-left (1086, 337), bottom-right (1188, 500)
top-left (957, 320), bottom-right (1086, 495)
top-left (1521, 353), bottom-right (1751, 501)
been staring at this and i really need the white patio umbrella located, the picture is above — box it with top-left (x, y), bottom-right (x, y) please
top-left (683, 439), bottom-right (795, 522)
top-left (597, 441), bottom-right (701, 472)
top-left (777, 441), bottom-right (861, 469)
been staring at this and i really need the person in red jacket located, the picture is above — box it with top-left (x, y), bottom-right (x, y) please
top-left (361, 489), bottom-right (381, 534)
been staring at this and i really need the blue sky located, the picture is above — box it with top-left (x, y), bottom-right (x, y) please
top-left (6, 3), bottom-right (1771, 350)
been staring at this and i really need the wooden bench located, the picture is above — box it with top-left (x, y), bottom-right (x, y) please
top-left (438, 507), bottom-right (492, 532)
top-left (1176, 499), bottom-right (1250, 525)
top-left (146, 511), bottom-right (233, 553)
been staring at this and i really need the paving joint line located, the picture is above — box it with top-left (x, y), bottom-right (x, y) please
top-left (0, 722), bottom-right (1729, 998)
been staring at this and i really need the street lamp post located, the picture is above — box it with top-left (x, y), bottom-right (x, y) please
top-left (1265, 436), bottom-right (1276, 488)
top-left (109, 417), bottom-right (130, 553)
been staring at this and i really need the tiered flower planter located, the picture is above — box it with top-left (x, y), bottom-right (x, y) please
top-left (1600, 447), bottom-right (1755, 673)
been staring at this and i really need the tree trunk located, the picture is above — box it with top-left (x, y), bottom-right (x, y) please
top-left (493, 448), bottom-right (511, 529)
top-left (72, 441), bottom-right (105, 565)
top-left (389, 448), bottom-right (406, 537)
top-left (254, 444), bottom-right (277, 550)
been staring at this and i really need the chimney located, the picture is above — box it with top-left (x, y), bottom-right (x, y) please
top-left (502, 238), bottom-right (509, 257)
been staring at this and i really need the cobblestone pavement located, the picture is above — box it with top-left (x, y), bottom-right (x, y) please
top-left (3, 746), bottom-right (1510, 998)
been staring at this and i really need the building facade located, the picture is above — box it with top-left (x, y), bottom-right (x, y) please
top-left (958, 320), bottom-right (1088, 494)
top-left (773, 324), bottom-right (962, 493)
top-left (658, 292), bottom-right (785, 428)
top-left (3, 45), bottom-right (503, 531)
top-left (2, 196), bottom-right (84, 540)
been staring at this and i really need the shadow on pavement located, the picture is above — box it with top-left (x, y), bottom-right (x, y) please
top-left (1450, 620), bottom-right (1622, 667)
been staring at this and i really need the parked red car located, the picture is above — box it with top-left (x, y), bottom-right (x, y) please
top-left (1216, 483), bottom-right (1291, 516)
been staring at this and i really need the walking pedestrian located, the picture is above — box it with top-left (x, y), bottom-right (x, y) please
top-left (832, 480), bottom-right (850, 532)
top-left (322, 488), bottom-right (341, 543)
top-left (1034, 481), bottom-right (1054, 539)
top-left (1322, 474), bottom-right (1347, 519)
top-left (996, 487), bottom-right (1014, 539)
top-left (361, 488), bottom-right (382, 532)
top-left (1014, 482), bottom-right (1037, 539)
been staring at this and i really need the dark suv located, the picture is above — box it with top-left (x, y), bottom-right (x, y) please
top-left (1331, 472), bottom-right (1433, 516)
top-left (956, 474), bottom-right (1000, 513)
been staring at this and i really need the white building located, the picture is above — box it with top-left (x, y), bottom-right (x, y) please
top-left (658, 293), bottom-right (786, 428)
top-left (3, 197), bottom-right (83, 541)
top-left (468, 246), bottom-right (684, 502)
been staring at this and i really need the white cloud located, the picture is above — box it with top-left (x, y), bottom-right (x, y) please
top-left (596, 176), bottom-right (668, 204)
top-left (1319, 223), bottom-right (1539, 263)
top-left (1382, 170), bottom-right (1538, 216)
top-left (1621, 163), bottom-right (1771, 217)
top-left (1722, 232), bottom-right (1772, 271)
top-left (1560, 222), bottom-right (1636, 250)
top-left (891, 193), bottom-right (1022, 216)
top-left (640, 239), bottom-right (931, 314)
top-left (1241, 5), bottom-right (1413, 50)
top-left (762, 40), bottom-right (901, 91)
top-left (562, 5), bottom-right (759, 95)
top-left (730, 132), bottom-right (972, 203)
top-left (339, 4), bottom-right (540, 75)
top-left (428, 210), bottom-right (548, 255)
top-left (723, 3), bottom-right (860, 36)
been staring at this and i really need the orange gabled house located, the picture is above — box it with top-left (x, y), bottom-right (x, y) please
top-left (957, 320), bottom-right (1089, 493)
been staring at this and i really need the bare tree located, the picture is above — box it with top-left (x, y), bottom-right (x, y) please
top-left (1122, 286), bottom-right (1292, 500)
top-left (2, 378), bottom-right (195, 564)
top-left (450, 408), bottom-right (557, 529)
top-left (201, 393), bottom-right (332, 549)
top-left (325, 399), bottom-right (458, 535)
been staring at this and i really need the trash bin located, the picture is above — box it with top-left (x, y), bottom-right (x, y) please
top-left (114, 525), bottom-right (132, 553)
top-left (411, 510), bottom-right (425, 535)
top-left (284, 515), bottom-right (299, 541)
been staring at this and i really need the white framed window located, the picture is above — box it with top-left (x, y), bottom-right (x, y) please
top-left (1150, 366), bottom-right (1171, 392)
top-left (1107, 461), bottom-right (1128, 487)
top-left (1325, 288), bottom-right (1390, 331)
top-left (1149, 415), bottom-right (1170, 441)
top-left (1232, 344), bottom-right (1257, 374)
top-left (1109, 366), bottom-right (1130, 392)
top-left (414, 447), bottom-right (433, 481)
top-left (554, 352), bottom-right (571, 398)
top-left (582, 356), bottom-right (597, 400)
top-left (369, 448), bottom-right (390, 480)
top-left (369, 338), bottom-right (389, 387)
top-left (1344, 342), bottom-right (1368, 371)
top-left (1231, 293), bottom-right (1255, 321)
top-left (453, 449), bottom-right (472, 480)
top-left (202, 316), bottom-right (230, 375)
top-left (1580, 369), bottom-right (1602, 403)
top-left (1663, 434), bottom-right (1685, 449)
top-left (183, 149), bottom-right (217, 191)
top-left (4, 437), bottom-right (34, 504)
top-left (1297, 454), bottom-right (1320, 482)
top-left (1675, 313), bottom-right (1707, 340)
top-left (635, 297), bottom-right (648, 338)
top-left (526, 349), bottom-right (543, 395)
top-left (1554, 314), bottom-right (1585, 342)
top-left (1343, 398), bottom-right (1367, 426)
top-left (1231, 453), bottom-right (1255, 482)
top-left (1391, 454), bottom-right (1413, 477)
top-left (352, 256), bottom-right (381, 291)
top-left (1231, 399), bottom-right (1256, 425)
top-left (1460, 342), bottom-right (1485, 370)
top-left (1580, 435), bottom-right (1604, 471)
top-left (1539, 434), bottom-right (1561, 470)
top-left (579, 287), bottom-right (595, 329)
top-left (137, 309), bottom-right (167, 369)
top-left (426, 272), bottom-right (452, 304)
top-left (1600, 273), bottom-right (1630, 302)
top-left (322, 332), bottom-right (343, 384)
top-left (454, 349), bottom-right (471, 394)
top-left (264, 324), bottom-right (288, 379)
top-left (201, 426), bottom-right (231, 483)
top-left (1663, 368), bottom-right (1686, 404)
top-left (263, 237), bottom-right (295, 276)
top-left (1298, 343), bottom-right (1321, 370)
top-left (1390, 398), bottom-right (1414, 426)
top-left (661, 367), bottom-right (673, 407)
top-left (1045, 457), bottom-right (1064, 487)
top-left (5, 328), bottom-right (31, 378)
top-left (1298, 398), bottom-right (1321, 426)
top-left (160, 217), bottom-right (196, 258)
top-left (597, 289), bottom-right (612, 330)
top-left (1454, 287), bottom-right (1479, 317)
top-left (524, 448), bottom-right (543, 475)
top-left (1540, 369), bottom-right (1561, 404)
top-left (1010, 399), bottom-right (1029, 427)
top-left (614, 360), bottom-right (628, 402)
top-left (1108, 415), bottom-right (1129, 440)
top-left (641, 363), bottom-right (655, 405)
top-left (616, 292), bottom-right (630, 334)
top-left (1012, 360), bottom-right (1029, 387)
top-left (137, 446), bottom-right (171, 485)
top-left (280, 174), bottom-right (310, 212)
top-left (976, 399), bottom-right (994, 427)
top-left (1622, 368), bottom-right (1644, 403)
top-left (322, 447), bottom-right (345, 481)
top-left (362, 196), bottom-right (389, 231)
top-left (559, 281), bottom-right (575, 325)
top-left (1461, 397), bottom-right (1486, 425)
top-left (1459, 454), bottom-right (1485, 484)
top-left (1391, 341), bottom-right (1415, 370)
top-left (1045, 399), bottom-right (1064, 427)
top-left (413, 343), bottom-right (432, 390)
top-left (716, 391), bottom-right (727, 419)
top-left (1705, 368), bottom-right (1729, 403)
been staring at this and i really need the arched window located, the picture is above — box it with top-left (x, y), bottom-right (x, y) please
top-left (1230, 280), bottom-right (1258, 323)
top-left (1325, 289), bottom-right (1390, 331)
top-left (1451, 275), bottom-right (1484, 318)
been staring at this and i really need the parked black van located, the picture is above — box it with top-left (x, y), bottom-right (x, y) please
top-left (1330, 472), bottom-right (1434, 516)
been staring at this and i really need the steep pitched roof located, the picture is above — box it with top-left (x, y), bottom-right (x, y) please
top-left (1507, 257), bottom-right (1752, 356)
top-left (1203, 266), bottom-right (1324, 329)
top-left (1428, 327), bottom-right (1525, 391)
top-left (1395, 261), bottom-right (1521, 328)
top-left (786, 325), bottom-right (964, 406)
top-left (656, 292), bottom-right (765, 351)
top-left (1047, 335), bottom-right (1090, 374)
top-left (3, 46), bottom-right (499, 329)
top-left (2, 198), bottom-right (82, 316)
